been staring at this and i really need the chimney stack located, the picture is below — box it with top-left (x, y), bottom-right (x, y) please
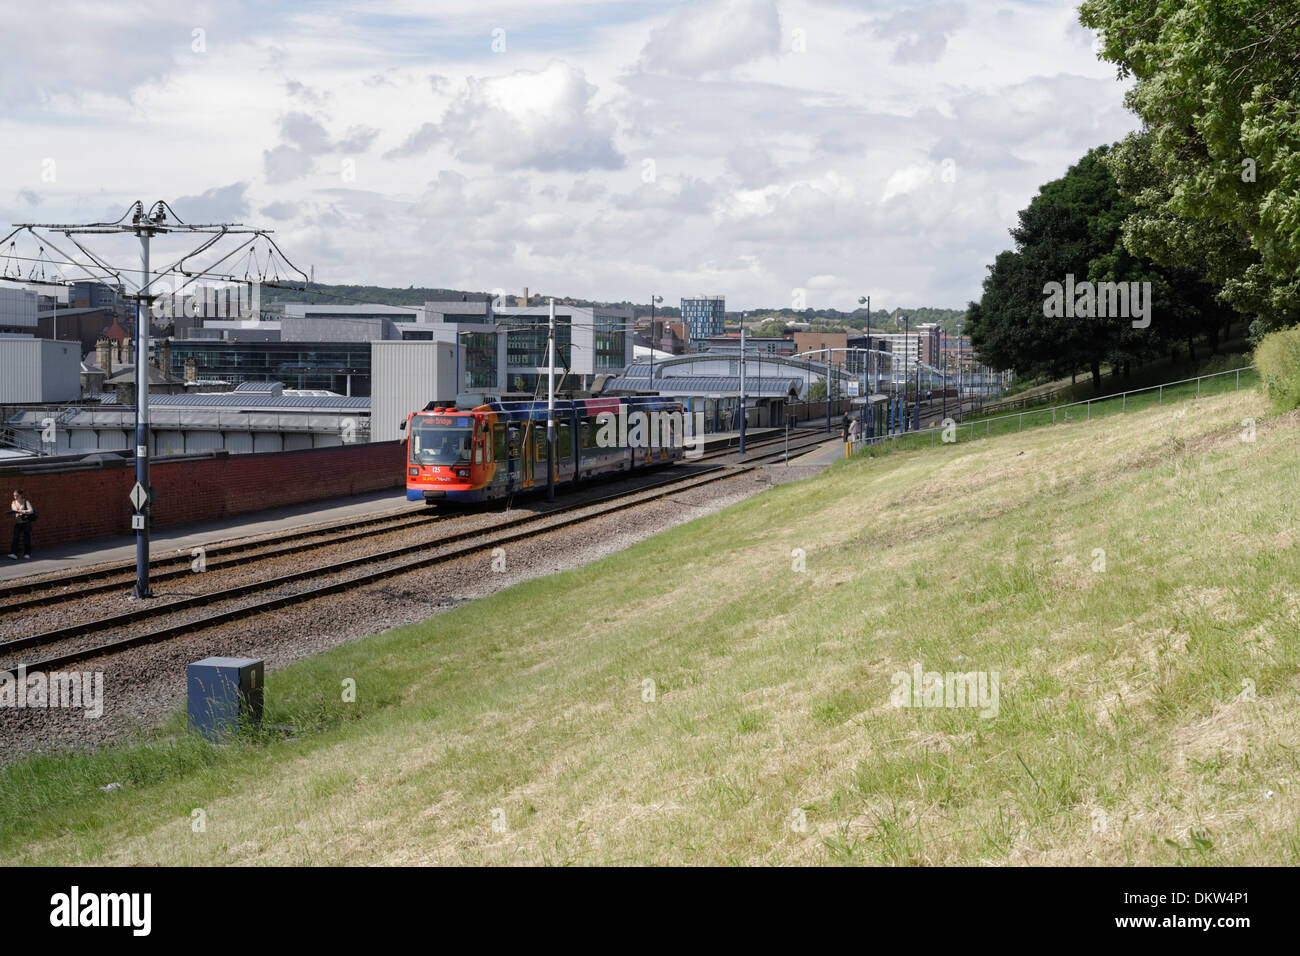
top-left (183, 357), bottom-right (197, 384)
top-left (520, 286), bottom-right (529, 308)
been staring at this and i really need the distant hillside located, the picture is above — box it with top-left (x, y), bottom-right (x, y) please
top-left (255, 282), bottom-right (964, 331)
top-left (736, 307), bottom-right (968, 336)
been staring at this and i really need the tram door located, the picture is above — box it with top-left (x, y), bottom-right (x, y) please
top-left (506, 425), bottom-right (521, 490)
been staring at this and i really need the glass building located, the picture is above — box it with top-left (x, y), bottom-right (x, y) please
top-left (680, 296), bottom-right (725, 346)
top-left (461, 330), bottom-right (499, 390)
top-left (168, 340), bottom-right (372, 395)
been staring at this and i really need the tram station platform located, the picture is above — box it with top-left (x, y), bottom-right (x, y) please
top-left (1, 488), bottom-right (414, 584)
top-left (787, 438), bottom-right (851, 466)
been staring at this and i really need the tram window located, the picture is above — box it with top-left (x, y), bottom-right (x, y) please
top-left (559, 423), bottom-right (573, 461)
top-left (494, 424), bottom-right (506, 461)
top-left (474, 441), bottom-right (482, 465)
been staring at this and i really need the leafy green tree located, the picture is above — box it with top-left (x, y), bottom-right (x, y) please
top-left (968, 146), bottom-right (1227, 391)
top-left (1079, 0), bottom-right (1300, 333)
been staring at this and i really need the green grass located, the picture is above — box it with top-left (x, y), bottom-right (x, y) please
top-left (2, 381), bottom-right (1299, 865)
top-left (864, 366), bottom-right (1260, 456)
top-left (981, 338), bottom-right (1254, 412)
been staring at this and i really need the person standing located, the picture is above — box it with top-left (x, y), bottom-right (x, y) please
top-left (9, 489), bottom-right (35, 560)
top-left (848, 417), bottom-right (861, 446)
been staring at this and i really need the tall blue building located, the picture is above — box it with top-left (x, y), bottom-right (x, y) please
top-left (680, 296), bottom-right (725, 347)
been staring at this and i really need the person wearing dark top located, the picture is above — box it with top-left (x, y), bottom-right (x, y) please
top-left (9, 489), bottom-right (35, 560)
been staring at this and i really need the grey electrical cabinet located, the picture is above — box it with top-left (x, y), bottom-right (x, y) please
top-left (187, 657), bottom-right (264, 741)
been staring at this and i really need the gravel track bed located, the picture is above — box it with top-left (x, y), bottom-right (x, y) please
top-left (1, 462), bottom-right (825, 762)
top-left (0, 464), bottom-right (726, 642)
top-left (0, 466), bottom-right (735, 669)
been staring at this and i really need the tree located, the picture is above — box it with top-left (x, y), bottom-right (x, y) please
top-left (967, 146), bottom-right (1227, 391)
top-left (1079, 0), bottom-right (1300, 333)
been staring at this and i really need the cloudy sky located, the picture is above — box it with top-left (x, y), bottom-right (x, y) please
top-left (0, 0), bottom-right (1136, 311)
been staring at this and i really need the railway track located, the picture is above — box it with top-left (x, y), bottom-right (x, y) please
top-left (0, 428), bottom-right (830, 613)
top-left (1, 457), bottom-right (792, 673)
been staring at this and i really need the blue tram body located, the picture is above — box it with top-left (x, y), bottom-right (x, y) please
top-left (405, 396), bottom-right (687, 504)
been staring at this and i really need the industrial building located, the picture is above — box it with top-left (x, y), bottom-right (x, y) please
top-left (369, 340), bottom-right (457, 443)
top-left (167, 339), bottom-right (374, 394)
top-left (365, 304), bottom-right (634, 441)
top-left (0, 335), bottom-right (81, 404)
top-left (0, 287), bottom-right (38, 334)
top-left (1, 382), bottom-right (367, 456)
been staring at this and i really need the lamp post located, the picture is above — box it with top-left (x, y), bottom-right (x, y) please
top-left (858, 294), bottom-right (870, 433)
top-left (914, 323), bottom-right (922, 432)
top-left (941, 327), bottom-right (947, 423)
top-left (825, 346), bottom-right (832, 434)
top-left (738, 314), bottom-right (746, 455)
top-left (904, 312), bottom-right (915, 431)
top-left (546, 298), bottom-right (555, 501)
top-left (649, 294), bottom-right (662, 385)
top-left (957, 321), bottom-right (963, 417)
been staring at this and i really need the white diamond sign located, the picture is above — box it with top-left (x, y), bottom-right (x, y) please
top-left (129, 482), bottom-right (148, 511)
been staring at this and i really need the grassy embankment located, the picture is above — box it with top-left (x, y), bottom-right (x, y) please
top-left (2, 381), bottom-right (1298, 864)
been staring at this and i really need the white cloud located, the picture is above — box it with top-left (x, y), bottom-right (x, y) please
top-left (0, 0), bottom-right (1140, 310)
top-left (639, 0), bottom-right (782, 76)
top-left (431, 61), bottom-right (622, 172)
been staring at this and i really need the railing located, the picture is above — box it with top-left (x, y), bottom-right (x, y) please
top-left (851, 366), bottom-right (1257, 451)
top-left (978, 381), bottom-right (1076, 415)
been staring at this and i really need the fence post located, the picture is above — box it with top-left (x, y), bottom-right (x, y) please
top-left (1087, 401), bottom-right (1091, 420)
top-left (1236, 369), bottom-right (1240, 390)
top-left (1159, 385), bottom-right (1163, 405)
top-left (1052, 408), bottom-right (1056, 425)
top-left (1197, 376), bottom-right (1201, 397)
top-left (1122, 392), bottom-right (1126, 412)
top-left (1019, 412), bottom-right (1023, 432)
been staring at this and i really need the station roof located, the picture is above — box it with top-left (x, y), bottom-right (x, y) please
top-left (600, 375), bottom-right (801, 398)
top-left (148, 392), bottom-right (369, 410)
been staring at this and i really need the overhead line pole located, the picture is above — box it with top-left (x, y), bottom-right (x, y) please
top-left (133, 215), bottom-right (153, 596)
top-left (738, 316), bottom-right (746, 456)
top-left (8, 201), bottom-right (303, 599)
top-left (547, 297), bottom-right (556, 502)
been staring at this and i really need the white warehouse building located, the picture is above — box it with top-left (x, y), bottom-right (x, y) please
top-left (0, 335), bottom-right (81, 403)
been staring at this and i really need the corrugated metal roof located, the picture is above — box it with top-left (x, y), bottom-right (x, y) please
top-left (601, 376), bottom-right (801, 397)
top-left (148, 392), bottom-right (369, 409)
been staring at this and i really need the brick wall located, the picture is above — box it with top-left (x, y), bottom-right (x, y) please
top-left (2, 442), bottom-right (405, 551)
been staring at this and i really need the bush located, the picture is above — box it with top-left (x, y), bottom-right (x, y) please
top-left (1254, 327), bottom-right (1300, 409)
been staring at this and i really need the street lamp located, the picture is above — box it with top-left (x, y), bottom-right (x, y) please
top-left (738, 311), bottom-right (746, 455)
top-left (858, 294), bottom-right (871, 430)
top-left (956, 320), bottom-right (964, 415)
top-left (649, 294), bottom-right (662, 385)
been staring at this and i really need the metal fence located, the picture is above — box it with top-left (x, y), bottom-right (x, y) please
top-left (851, 366), bottom-right (1257, 451)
